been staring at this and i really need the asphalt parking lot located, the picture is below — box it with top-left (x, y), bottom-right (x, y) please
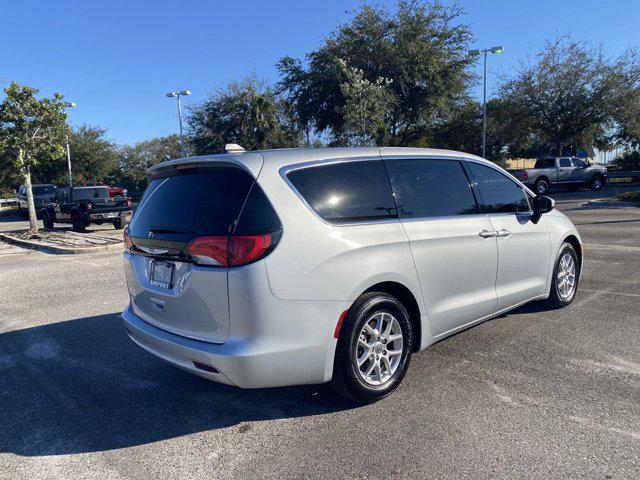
top-left (1, 186), bottom-right (639, 479)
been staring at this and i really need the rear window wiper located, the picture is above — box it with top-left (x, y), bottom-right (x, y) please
top-left (148, 226), bottom-right (195, 235)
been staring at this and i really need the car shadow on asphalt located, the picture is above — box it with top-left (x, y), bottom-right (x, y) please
top-left (0, 313), bottom-right (356, 456)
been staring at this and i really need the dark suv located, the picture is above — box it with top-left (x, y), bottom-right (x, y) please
top-left (17, 184), bottom-right (56, 217)
top-left (44, 186), bottom-right (132, 232)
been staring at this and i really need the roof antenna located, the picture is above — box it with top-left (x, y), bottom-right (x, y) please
top-left (224, 143), bottom-right (245, 154)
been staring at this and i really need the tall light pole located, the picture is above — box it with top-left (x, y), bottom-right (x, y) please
top-left (64, 102), bottom-right (77, 187)
top-left (165, 90), bottom-right (191, 157)
top-left (469, 46), bottom-right (503, 158)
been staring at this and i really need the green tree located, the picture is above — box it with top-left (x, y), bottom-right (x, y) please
top-left (66, 125), bottom-right (118, 185)
top-left (0, 82), bottom-right (68, 232)
top-left (278, 1), bottom-right (474, 145)
top-left (335, 59), bottom-right (394, 146)
top-left (497, 36), bottom-right (640, 157)
top-left (187, 76), bottom-right (302, 154)
top-left (109, 134), bottom-right (184, 196)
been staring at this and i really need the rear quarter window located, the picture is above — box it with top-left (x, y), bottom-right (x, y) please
top-left (286, 160), bottom-right (397, 223)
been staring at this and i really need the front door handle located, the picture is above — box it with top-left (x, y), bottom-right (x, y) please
top-left (479, 229), bottom-right (498, 238)
top-left (496, 228), bottom-right (512, 237)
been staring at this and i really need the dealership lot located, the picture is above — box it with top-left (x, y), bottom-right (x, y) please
top-left (1, 187), bottom-right (639, 479)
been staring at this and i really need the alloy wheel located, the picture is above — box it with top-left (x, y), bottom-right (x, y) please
top-left (557, 253), bottom-right (577, 300)
top-left (355, 312), bottom-right (404, 386)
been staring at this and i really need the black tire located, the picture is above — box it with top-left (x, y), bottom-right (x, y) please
top-left (534, 178), bottom-right (550, 195)
top-left (113, 219), bottom-right (123, 230)
top-left (331, 292), bottom-right (413, 404)
top-left (546, 242), bottom-right (579, 309)
top-left (590, 174), bottom-right (604, 191)
top-left (72, 214), bottom-right (86, 233)
top-left (42, 211), bottom-right (54, 229)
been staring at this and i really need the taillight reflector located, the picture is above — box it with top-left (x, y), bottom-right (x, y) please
top-left (334, 310), bottom-right (349, 339)
top-left (123, 227), bottom-right (133, 249)
top-left (193, 361), bottom-right (220, 374)
top-left (187, 233), bottom-right (274, 267)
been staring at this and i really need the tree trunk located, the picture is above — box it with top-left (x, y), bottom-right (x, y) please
top-left (555, 142), bottom-right (563, 156)
top-left (19, 148), bottom-right (39, 233)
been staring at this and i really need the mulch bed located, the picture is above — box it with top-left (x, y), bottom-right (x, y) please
top-left (8, 229), bottom-right (121, 248)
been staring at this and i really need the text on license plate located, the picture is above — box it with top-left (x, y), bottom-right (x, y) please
top-left (150, 261), bottom-right (174, 289)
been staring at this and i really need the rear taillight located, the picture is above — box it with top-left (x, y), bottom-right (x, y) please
top-left (123, 227), bottom-right (133, 250)
top-left (187, 236), bottom-right (229, 266)
top-left (126, 199), bottom-right (131, 208)
top-left (187, 233), bottom-right (277, 267)
top-left (87, 202), bottom-right (93, 211)
top-left (522, 171), bottom-right (529, 181)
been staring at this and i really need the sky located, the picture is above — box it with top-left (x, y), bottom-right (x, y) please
top-left (1, 0), bottom-right (639, 146)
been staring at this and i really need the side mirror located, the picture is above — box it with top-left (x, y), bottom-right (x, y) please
top-left (531, 195), bottom-right (554, 223)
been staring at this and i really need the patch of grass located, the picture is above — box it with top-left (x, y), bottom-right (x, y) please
top-left (616, 191), bottom-right (640, 203)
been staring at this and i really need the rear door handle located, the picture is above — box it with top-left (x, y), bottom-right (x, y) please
top-left (496, 228), bottom-right (512, 237)
top-left (479, 230), bottom-right (498, 238)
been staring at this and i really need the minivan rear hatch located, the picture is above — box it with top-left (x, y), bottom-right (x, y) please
top-left (124, 157), bottom-right (279, 344)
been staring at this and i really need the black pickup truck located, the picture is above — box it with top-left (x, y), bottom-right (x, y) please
top-left (43, 186), bottom-right (132, 232)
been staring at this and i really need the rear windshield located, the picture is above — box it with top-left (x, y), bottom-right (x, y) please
top-left (534, 158), bottom-right (555, 169)
top-left (74, 187), bottom-right (109, 200)
top-left (32, 185), bottom-right (55, 195)
top-left (129, 166), bottom-right (280, 240)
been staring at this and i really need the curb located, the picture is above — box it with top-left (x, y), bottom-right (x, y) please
top-left (0, 233), bottom-right (123, 255)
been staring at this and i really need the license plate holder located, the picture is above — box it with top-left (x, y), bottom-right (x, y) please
top-left (150, 260), bottom-right (174, 289)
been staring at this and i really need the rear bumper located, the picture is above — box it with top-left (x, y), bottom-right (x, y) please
top-left (89, 210), bottom-right (131, 220)
top-left (122, 296), bottom-right (345, 389)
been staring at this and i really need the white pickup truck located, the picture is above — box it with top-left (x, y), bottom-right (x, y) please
top-left (510, 157), bottom-right (607, 195)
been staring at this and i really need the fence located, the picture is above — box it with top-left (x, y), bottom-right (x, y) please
top-left (608, 171), bottom-right (640, 179)
top-left (0, 198), bottom-right (17, 207)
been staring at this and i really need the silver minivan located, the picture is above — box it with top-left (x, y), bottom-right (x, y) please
top-left (121, 147), bottom-right (582, 403)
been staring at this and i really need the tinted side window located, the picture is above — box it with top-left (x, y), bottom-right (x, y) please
top-left (572, 159), bottom-right (587, 168)
top-left (468, 163), bottom-right (530, 214)
top-left (384, 159), bottom-right (478, 218)
top-left (287, 161), bottom-right (396, 223)
top-left (534, 158), bottom-right (555, 169)
top-left (559, 158), bottom-right (572, 168)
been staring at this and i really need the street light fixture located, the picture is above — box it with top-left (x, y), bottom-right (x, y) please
top-left (469, 45), bottom-right (504, 158)
top-left (165, 90), bottom-right (191, 157)
top-left (63, 102), bottom-right (77, 187)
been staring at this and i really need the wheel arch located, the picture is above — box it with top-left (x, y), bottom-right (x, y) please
top-left (536, 175), bottom-right (550, 185)
top-left (361, 281), bottom-right (422, 352)
top-left (563, 234), bottom-right (583, 276)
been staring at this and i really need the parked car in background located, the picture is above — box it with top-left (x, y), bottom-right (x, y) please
top-left (17, 184), bottom-right (56, 217)
top-left (121, 147), bottom-right (582, 403)
top-left (108, 185), bottom-right (128, 198)
top-left (43, 185), bottom-right (132, 232)
top-left (511, 157), bottom-right (607, 195)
